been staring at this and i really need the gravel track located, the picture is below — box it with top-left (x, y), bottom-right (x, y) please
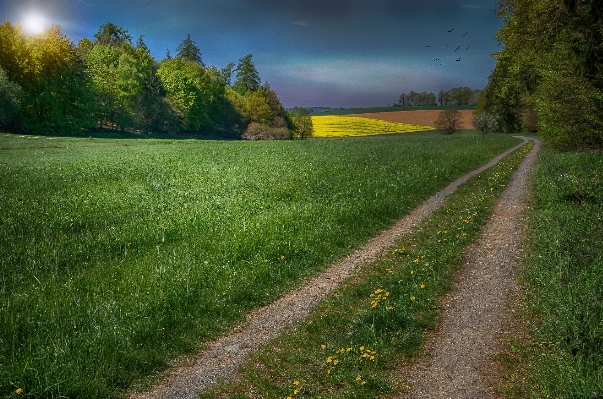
top-left (399, 136), bottom-right (540, 398)
top-left (129, 137), bottom-right (533, 399)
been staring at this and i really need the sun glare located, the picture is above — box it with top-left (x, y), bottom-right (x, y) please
top-left (23, 13), bottom-right (47, 34)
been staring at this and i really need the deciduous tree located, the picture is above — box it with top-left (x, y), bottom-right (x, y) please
top-left (290, 106), bottom-right (313, 139)
top-left (434, 109), bottom-right (462, 135)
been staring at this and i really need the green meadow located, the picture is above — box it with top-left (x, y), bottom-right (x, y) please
top-left (0, 132), bottom-right (521, 398)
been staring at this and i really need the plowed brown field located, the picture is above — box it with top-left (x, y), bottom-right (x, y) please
top-left (348, 109), bottom-right (475, 129)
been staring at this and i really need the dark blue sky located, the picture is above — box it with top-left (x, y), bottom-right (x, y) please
top-left (0, 0), bottom-right (503, 108)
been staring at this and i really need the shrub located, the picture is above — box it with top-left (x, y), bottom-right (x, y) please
top-left (241, 122), bottom-right (291, 140)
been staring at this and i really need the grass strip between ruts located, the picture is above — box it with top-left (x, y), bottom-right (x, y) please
top-left (200, 142), bottom-right (534, 399)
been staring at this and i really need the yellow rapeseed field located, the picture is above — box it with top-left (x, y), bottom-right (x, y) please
top-left (311, 115), bottom-right (434, 137)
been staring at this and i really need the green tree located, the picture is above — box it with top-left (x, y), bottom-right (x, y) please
top-left (176, 34), bottom-right (203, 65)
top-left (233, 54), bottom-right (261, 95)
top-left (136, 35), bottom-right (150, 53)
top-left (157, 58), bottom-right (227, 132)
top-left (93, 22), bottom-right (132, 47)
top-left (488, 0), bottom-right (603, 148)
top-left (0, 66), bottom-right (21, 128)
top-left (0, 23), bottom-right (94, 133)
top-left (291, 106), bottom-right (313, 139)
top-left (259, 82), bottom-right (289, 127)
top-left (219, 62), bottom-right (235, 86)
top-left (434, 109), bottom-right (462, 135)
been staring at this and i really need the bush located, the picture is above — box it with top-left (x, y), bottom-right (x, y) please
top-left (241, 122), bottom-right (291, 140)
top-left (471, 112), bottom-right (500, 134)
top-left (434, 109), bottom-right (462, 135)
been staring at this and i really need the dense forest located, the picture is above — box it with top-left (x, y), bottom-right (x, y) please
top-left (478, 0), bottom-right (602, 150)
top-left (0, 22), bottom-right (314, 139)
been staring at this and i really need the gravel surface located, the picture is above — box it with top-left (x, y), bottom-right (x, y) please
top-left (399, 137), bottom-right (540, 399)
top-left (129, 138), bottom-right (533, 399)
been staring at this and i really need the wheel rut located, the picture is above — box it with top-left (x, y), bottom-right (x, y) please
top-left (399, 136), bottom-right (540, 398)
top-left (129, 137), bottom-right (536, 399)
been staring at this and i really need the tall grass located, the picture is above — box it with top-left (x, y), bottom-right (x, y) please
top-left (516, 148), bottom-right (603, 397)
top-left (0, 132), bottom-right (520, 398)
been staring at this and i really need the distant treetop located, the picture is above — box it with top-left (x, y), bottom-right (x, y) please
top-left (93, 22), bottom-right (132, 47)
top-left (176, 34), bottom-right (203, 65)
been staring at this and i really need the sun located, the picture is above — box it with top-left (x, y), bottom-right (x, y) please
top-left (22, 13), bottom-right (47, 34)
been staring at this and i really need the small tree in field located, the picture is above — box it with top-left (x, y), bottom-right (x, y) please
top-left (435, 108), bottom-right (463, 135)
top-left (291, 106), bottom-right (313, 139)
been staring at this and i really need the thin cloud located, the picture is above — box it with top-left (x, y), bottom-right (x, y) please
top-left (292, 20), bottom-right (311, 26)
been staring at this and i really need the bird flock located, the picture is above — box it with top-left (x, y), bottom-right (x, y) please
top-left (426, 28), bottom-right (471, 65)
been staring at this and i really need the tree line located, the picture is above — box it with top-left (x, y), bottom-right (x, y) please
top-left (477, 0), bottom-right (602, 150)
top-left (396, 87), bottom-right (482, 107)
top-left (0, 22), bottom-right (313, 139)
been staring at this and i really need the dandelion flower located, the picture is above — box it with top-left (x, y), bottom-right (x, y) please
top-left (411, 295), bottom-right (416, 300)
top-left (359, 346), bottom-right (365, 351)
top-left (420, 284), bottom-right (425, 289)
top-left (356, 376), bottom-right (362, 382)
top-left (321, 344), bottom-right (326, 349)
top-left (333, 360), bottom-right (338, 365)
top-left (293, 380), bottom-right (300, 386)
top-left (15, 388), bottom-right (23, 394)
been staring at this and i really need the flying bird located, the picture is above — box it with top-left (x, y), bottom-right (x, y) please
top-left (434, 58), bottom-right (440, 61)
top-left (448, 28), bottom-right (454, 32)
top-left (456, 57), bottom-right (461, 61)
top-left (461, 32), bottom-right (468, 37)
top-left (426, 45), bottom-right (431, 47)
top-left (466, 46), bottom-right (471, 50)
top-left (454, 45), bottom-right (461, 52)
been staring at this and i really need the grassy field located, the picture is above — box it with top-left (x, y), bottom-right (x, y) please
top-left (495, 147), bottom-right (603, 398)
top-left (0, 132), bottom-right (520, 398)
top-left (200, 141), bottom-right (534, 399)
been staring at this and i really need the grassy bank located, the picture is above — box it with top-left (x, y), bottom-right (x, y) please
top-left (199, 141), bottom-right (533, 399)
top-left (496, 148), bottom-right (603, 398)
top-left (0, 132), bottom-right (519, 398)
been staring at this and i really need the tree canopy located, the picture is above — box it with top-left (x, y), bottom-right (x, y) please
top-left (93, 22), bottom-right (132, 47)
top-left (0, 21), bottom-right (290, 139)
top-left (480, 0), bottom-right (603, 149)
